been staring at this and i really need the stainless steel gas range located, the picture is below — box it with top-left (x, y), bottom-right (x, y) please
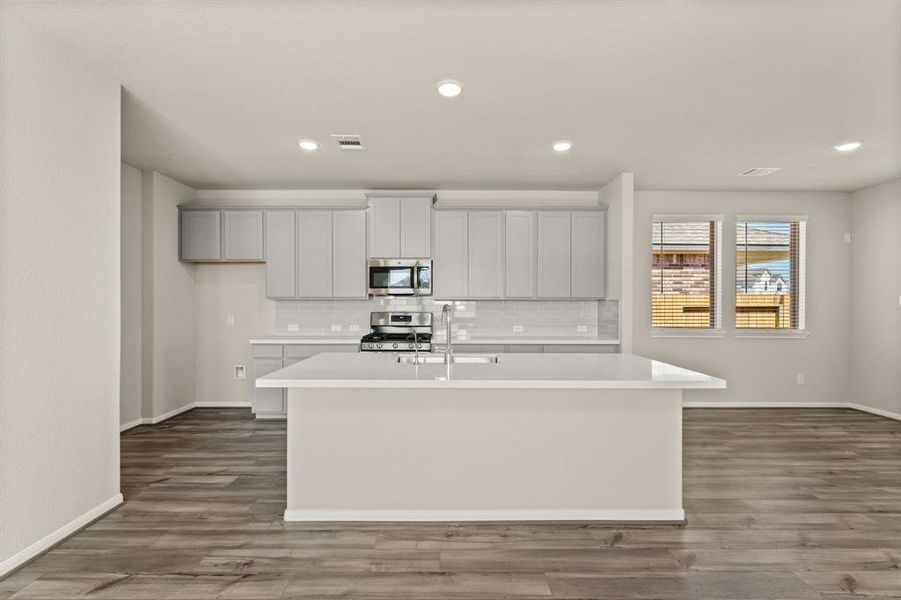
top-left (360, 311), bottom-right (433, 352)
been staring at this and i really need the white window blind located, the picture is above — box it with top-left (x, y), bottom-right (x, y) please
top-left (651, 218), bottom-right (722, 329)
top-left (735, 219), bottom-right (806, 330)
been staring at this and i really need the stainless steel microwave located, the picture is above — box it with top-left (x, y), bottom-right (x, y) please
top-left (368, 258), bottom-right (432, 296)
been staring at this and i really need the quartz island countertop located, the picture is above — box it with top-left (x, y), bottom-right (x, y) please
top-left (257, 352), bottom-right (725, 390)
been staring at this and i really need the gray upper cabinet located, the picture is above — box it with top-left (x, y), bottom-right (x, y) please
top-left (265, 210), bottom-right (296, 298)
top-left (571, 210), bottom-right (606, 298)
top-left (504, 211), bottom-right (535, 298)
top-left (367, 196), bottom-right (400, 257)
top-left (367, 194), bottom-right (433, 258)
top-left (433, 210), bottom-right (469, 298)
top-left (536, 211), bottom-right (572, 298)
top-left (468, 211), bottom-right (504, 299)
top-left (180, 210), bottom-right (221, 261)
top-left (223, 210), bottom-right (264, 260)
top-left (400, 197), bottom-right (432, 257)
top-left (332, 210), bottom-right (367, 298)
top-left (296, 211), bottom-right (333, 298)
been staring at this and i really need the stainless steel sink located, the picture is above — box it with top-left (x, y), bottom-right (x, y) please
top-left (396, 354), bottom-right (499, 365)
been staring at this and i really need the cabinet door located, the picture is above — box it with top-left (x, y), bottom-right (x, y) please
top-left (468, 211), bottom-right (504, 298)
top-left (223, 210), bottom-right (263, 260)
top-left (180, 210), bottom-right (221, 261)
top-left (368, 197), bottom-right (400, 258)
top-left (433, 211), bottom-right (468, 298)
top-left (264, 210), bottom-right (296, 298)
top-left (571, 211), bottom-right (606, 298)
top-left (504, 211), bottom-right (535, 298)
top-left (536, 211), bottom-right (571, 297)
top-left (297, 211), bottom-right (333, 298)
top-left (400, 196), bottom-right (432, 258)
top-left (332, 210), bottom-right (367, 298)
top-left (253, 357), bottom-right (286, 417)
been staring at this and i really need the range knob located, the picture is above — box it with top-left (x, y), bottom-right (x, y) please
top-left (376, 343), bottom-right (383, 349)
top-left (366, 343), bottom-right (374, 349)
top-left (408, 343), bottom-right (415, 349)
top-left (392, 342), bottom-right (399, 349)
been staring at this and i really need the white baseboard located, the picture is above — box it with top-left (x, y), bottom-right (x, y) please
top-left (683, 401), bottom-right (901, 422)
top-left (284, 508), bottom-right (685, 522)
top-left (847, 403), bottom-right (901, 422)
top-left (0, 493), bottom-right (123, 578)
top-left (149, 403), bottom-right (195, 424)
top-left (194, 402), bottom-right (252, 408)
top-left (683, 401), bottom-right (847, 409)
top-left (119, 418), bottom-right (144, 432)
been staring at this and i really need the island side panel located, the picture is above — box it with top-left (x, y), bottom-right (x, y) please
top-left (285, 387), bottom-right (683, 521)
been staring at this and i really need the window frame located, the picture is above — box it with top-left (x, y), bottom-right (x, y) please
top-left (733, 215), bottom-right (809, 338)
top-left (650, 214), bottom-right (724, 337)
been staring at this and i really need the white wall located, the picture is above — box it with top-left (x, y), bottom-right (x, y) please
top-left (142, 171), bottom-right (196, 418)
top-left (0, 15), bottom-right (121, 573)
top-left (850, 178), bottom-right (901, 417)
top-left (121, 164), bottom-right (143, 428)
top-left (633, 191), bottom-right (852, 405)
top-left (599, 173), bottom-right (634, 352)
top-left (194, 264), bottom-right (273, 406)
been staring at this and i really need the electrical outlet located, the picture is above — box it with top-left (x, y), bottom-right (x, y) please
top-left (577, 325), bottom-right (589, 333)
top-left (288, 324), bottom-right (299, 332)
top-left (226, 314), bottom-right (235, 326)
top-left (796, 373), bottom-right (805, 385)
top-left (330, 324), bottom-right (342, 332)
top-left (234, 365), bottom-right (246, 380)
top-left (349, 324), bottom-right (360, 332)
top-left (456, 329), bottom-right (468, 339)
top-left (513, 325), bottom-right (524, 333)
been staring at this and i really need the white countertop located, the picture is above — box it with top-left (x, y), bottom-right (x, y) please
top-left (257, 352), bottom-right (726, 390)
top-left (249, 335), bottom-right (619, 346)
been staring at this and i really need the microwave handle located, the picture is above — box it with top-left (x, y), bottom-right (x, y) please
top-left (412, 265), bottom-right (420, 290)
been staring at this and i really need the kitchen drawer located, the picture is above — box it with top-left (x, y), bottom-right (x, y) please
top-left (252, 344), bottom-right (284, 358)
top-left (284, 343), bottom-right (359, 358)
top-left (507, 344), bottom-right (543, 353)
top-left (458, 344), bottom-right (506, 354)
top-left (542, 344), bottom-right (617, 353)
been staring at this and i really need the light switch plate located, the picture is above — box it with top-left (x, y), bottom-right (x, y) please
top-left (577, 325), bottom-right (589, 333)
top-left (330, 325), bottom-right (342, 332)
top-left (234, 365), bottom-right (246, 380)
top-left (844, 232), bottom-right (852, 243)
top-left (349, 324), bottom-right (360, 332)
top-left (226, 314), bottom-right (235, 326)
top-left (288, 324), bottom-right (299, 332)
top-left (513, 325), bottom-right (524, 333)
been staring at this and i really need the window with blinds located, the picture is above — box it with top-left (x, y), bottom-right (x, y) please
top-left (651, 218), bottom-right (722, 329)
top-left (735, 219), bottom-right (806, 330)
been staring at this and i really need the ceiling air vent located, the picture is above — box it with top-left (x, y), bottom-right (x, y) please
top-left (331, 134), bottom-right (364, 150)
top-left (738, 167), bottom-right (781, 177)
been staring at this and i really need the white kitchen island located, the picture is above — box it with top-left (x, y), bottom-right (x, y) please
top-left (258, 353), bottom-right (725, 523)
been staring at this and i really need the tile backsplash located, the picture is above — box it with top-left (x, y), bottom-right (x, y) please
top-left (275, 298), bottom-right (619, 341)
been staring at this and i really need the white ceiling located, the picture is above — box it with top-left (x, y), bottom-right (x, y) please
top-left (8, 0), bottom-right (901, 191)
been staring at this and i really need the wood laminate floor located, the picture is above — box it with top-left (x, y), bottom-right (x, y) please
top-left (3, 407), bottom-right (901, 599)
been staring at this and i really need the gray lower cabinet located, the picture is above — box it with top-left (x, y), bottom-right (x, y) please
top-left (180, 210), bottom-right (221, 261)
top-left (251, 343), bottom-right (360, 418)
top-left (455, 343), bottom-right (616, 353)
top-left (265, 210), bottom-right (296, 298)
top-left (223, 210), bottom-right (264, 260)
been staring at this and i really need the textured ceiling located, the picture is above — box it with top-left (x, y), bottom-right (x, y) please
top-left (7, 0), bottom-right (901, 191)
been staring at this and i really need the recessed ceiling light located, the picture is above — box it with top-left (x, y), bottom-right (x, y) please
top-left (297, 139), bottom-right (319, 151)
top-left (552, 140), bottom-right (572, 152)
top-left (437, 80), bottom-right (463, 97)
top-left (834, 141), bottom-right (862, 152)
